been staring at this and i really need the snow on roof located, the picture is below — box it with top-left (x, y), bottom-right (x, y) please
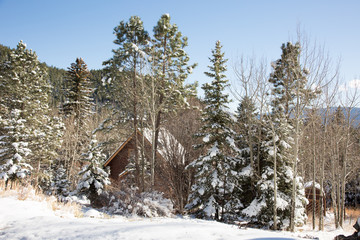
top-left (304, 181), bottom-right (321, 190)
top-left (104, 128), bottom-right (186, 167)
top-left (142, 128), bottom-right (186, 163)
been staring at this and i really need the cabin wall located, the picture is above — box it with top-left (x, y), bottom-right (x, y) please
top-left (107, 136), bottom-right (172, 198)
top-left (107, 140), bottom-right (134, 181)
top-left (305, 187), bottom-right (326, 216)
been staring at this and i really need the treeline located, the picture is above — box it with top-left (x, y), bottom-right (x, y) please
top-left (0, 14), bottom-right (359, 232)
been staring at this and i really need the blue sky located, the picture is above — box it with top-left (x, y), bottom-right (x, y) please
top-left (1, 0), bottom-right (359, 106)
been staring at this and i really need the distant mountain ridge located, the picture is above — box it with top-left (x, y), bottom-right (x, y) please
top-left (306, 107), bottom-right (360, 127)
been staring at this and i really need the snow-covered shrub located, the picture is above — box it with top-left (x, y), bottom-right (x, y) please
top-left (105, 185), bottom-right (173, 217)
top-left (63, 193), bottom-right (91, 205)
top-left (133, 191), bottom-right (173, 217)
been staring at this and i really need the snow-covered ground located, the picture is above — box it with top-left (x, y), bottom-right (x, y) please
top-left (0, 196), bottom-right (353, 240)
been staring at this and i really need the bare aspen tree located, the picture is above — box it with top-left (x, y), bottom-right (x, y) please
top-left (296, 28), bottom-right (340, 231)
top-left (338, 88), bottom-right (360, 227)
top-left (231, 56), bottom-right (269, 178)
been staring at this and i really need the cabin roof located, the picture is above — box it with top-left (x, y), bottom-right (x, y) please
top-left (103, 128), bottom-right (185, 167)
top-left (304, 181), bottom-right (326, 196)
top-left (304, 181), bottom-right (321, 190)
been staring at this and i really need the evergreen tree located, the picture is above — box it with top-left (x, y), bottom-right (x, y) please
top-left (51, 163), bottom-right (71, 200)
top-left (243, 106), bottom-right (298, 229)
top-left (62, 58), bottom-right (93, 181)
top-left (0, 41), bottom-right (64, 187)
top-left (235, 96), bottom-right (259, 208)
top-left (186, 41), bottom-right (240, 221)
top-left (242, 42), bottom-right (309, 229)
top-left (62, 57), bottom-right (94, 125)
top-left (270, 42), bottom-right (310, 230)
top-left (0, 109), bottom-right (32, 185)
top-left (149, 13), bottom-right (196, 187)
top-left (77, 135), bottom-right (110, 206)
top-left (103, 16), bottom-right (150, 188)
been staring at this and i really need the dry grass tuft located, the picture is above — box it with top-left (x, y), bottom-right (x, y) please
top-left (0, 180), bottom-right (83, 218)
top-left (0, 181), bottom-right (34, 200)
top-left (346, 208), bottom-right (360, 221)
top-left (344, 208), bottom-right (360, 232)
top-left (305, 207), bottom-right (360, 233)
top-left (48, 198), bottom-right (83, 218)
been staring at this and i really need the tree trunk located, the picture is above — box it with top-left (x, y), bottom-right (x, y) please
top-left (312, 136), bottom-right (316, 230)
top-left (273, 127), bottom-right (278, 231)
top-left (318, 128), bottom-right (325, 231)
top-left (290, 87), bottom-right (301, 232)
top-left (140, 123), bottom-right (146, 191)
top-left (133, 58), bottom-right (140, 187)
top-left (151, 123), bottom-right (157, 188)
top-left (336, 173), bottom-right (341, 227)
top-left (151, 36), bottom-right (167, 187)
top-left (331, 154), bottom-right (339, 228)
top-left (319, 157), bottom-right (325, 231)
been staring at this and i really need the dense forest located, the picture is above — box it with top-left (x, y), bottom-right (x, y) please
top-left (0, 14), bottom-right (359, 232)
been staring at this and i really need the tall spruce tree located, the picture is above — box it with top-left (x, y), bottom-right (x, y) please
top-left (235, 96), bottom-right (259, 208)
top-left (0, 41), bottom-right (63, 187)
top-left (62, 57), bottom-right (94, 125)
top-left (243, 105), bottom-right (297, 229)
top-left (186, 41), bottom-right (240, 221)
top-left (270, 42), bottom-right (311, 231)
top-left (62, 58), bottom-right (94, 181)
top-left (242, 42), bottom-right (308, 230)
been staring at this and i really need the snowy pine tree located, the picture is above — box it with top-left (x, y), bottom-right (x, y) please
top-left (186, 41), bottom-right (240, 221)
top-left (0, 109), bottom-right (32, 185)
top-left (103, 15), bottom-right (150, 189)
top-left (62, 57), bottom-right (94, 125)
top-left (0, 41), bottom-right (64, 187)
top-left (148, 13), bottom-right (197, 187)
top-left (269, 42), bottom-right (310, 230)
top-left (77, 135), bottom-right (110, 206)
top-left (242, 42), bottom-right (309, 230)
top-left (51, 163), bottom-right (71, 200)
top-left (62, 57), bottom-right (93, 182)
top-left (243, 106), bottom-right (295, 229)
top-left (235, 96), bottom-right (260, 208)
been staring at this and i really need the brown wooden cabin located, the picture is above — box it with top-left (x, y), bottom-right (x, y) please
top-left (304, 181), bottom-right (326, 216)
top-left (103, 129), bottom-right (183, 197)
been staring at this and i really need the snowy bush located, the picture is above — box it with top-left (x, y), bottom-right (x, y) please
top-left (105, 186), bottom-right (173, 218)
top-left (133, 191), bottom-right (173, 217)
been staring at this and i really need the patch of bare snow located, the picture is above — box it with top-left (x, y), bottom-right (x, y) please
top-left (0, 196), bottom-right (353, 240)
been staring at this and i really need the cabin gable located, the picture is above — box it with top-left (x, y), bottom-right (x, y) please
top-left (103, 129), bottom-right (175, 196)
